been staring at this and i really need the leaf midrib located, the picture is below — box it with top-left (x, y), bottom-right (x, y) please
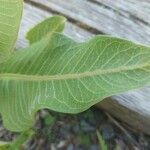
top-left (0, 63), bottom-right (149, 81)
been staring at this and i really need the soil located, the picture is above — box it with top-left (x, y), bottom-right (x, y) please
top-left (0, 107), bottom-right (150, 150)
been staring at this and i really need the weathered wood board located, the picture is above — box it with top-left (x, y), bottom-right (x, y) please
top-left (19, 0), bottom-right (150, 134)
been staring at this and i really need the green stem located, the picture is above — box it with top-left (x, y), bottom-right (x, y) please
top-left (9, 129), bottom-right (34, 150)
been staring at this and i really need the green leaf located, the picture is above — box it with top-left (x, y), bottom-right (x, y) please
top-left (26, 15), bottom-right (66, 44)
top-left (0, 141), bottom-right (10, 150)
top-left (0, 18), bottom-right (150, 132)
top-left (0, 0), bottom-right (23, 63)
top-left (44, 115), bottom-right (56, 126)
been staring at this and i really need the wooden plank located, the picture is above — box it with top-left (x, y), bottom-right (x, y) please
top-left (98, 87), bottom-right (150, 134)
top-left (99, 94), bottom-right (150, 135)
top-left (90, 0), bottom-right (150, 25)
top-left (26, 0), bottom-right (150, 45)
top-left (20, 2), bottom-right (150, 134)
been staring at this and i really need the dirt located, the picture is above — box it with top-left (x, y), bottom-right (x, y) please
top-left (0, 108), bottom-right (150, 150)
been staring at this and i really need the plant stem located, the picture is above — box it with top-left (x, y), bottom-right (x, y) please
top-left (9, 129), bottom-right (34, 150)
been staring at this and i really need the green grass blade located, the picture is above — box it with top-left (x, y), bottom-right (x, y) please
top-left (96, 130), bottom-right (108, 150)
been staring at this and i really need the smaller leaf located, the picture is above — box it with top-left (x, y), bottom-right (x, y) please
top-left (26, 16), bottom-right (66, 44)
top-left (44, 115), bottom-right (56, 126)
top-left (0, 141), bottom-right (10, 150)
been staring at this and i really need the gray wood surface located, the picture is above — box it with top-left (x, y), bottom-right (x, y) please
top-left (20, 1), bottom-right (150, 134)
top-left (27, 0), bottom-right (150, 45)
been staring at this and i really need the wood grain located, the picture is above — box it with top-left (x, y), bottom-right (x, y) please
top-left (20, 1), bottom-right (150, 134)
top-left (26, 0), bottom-right (150, 45)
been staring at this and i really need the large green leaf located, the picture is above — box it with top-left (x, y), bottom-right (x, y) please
top-left (0, 17), bottom-right (150, 132)
top-left (0, 0), bottom-right (23, 63)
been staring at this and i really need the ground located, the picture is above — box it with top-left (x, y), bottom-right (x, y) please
top-left (0, 108), bottom-right (150, 150)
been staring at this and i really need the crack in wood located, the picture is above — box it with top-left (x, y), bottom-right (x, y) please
top-left (24, 0), bottom-right (104, 35)
top-left (87, 0), bottom-right (150, 26)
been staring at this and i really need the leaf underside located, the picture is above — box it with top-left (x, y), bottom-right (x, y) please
top-left (0, 17), bottom-right (150, 132)
top-left (0, 0), bottom-right (23, 63)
